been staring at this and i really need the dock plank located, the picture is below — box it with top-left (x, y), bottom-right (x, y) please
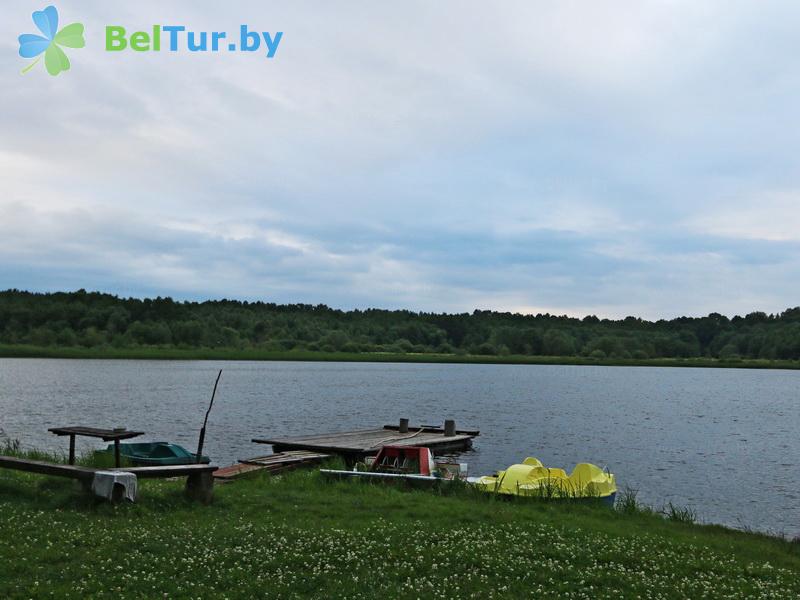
top-left (213, 463), bottom-right (269, 481)
top-left (216, 450), bottom-right (333, 480)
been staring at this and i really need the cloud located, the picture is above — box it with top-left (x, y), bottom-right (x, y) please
top-left (1, 1), bottom-right (800, 318)
top-left (687, 190), bottom-right (800, 242)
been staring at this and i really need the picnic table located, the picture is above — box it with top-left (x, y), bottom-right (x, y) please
top-left (48, 426), bottom-right (145, 467)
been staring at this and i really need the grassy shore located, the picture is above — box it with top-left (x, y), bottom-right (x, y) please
top-left (1, 343), bottom-right (799, 370)
top-left (0, 456), bottom-right (797, 599)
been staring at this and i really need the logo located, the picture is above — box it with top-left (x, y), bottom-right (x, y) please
top-left (104, 26), bottom-right (283, 58)
top-left (16, 7), bottom-right (282, 76)
top-left (18, 6), bottom-right (85, 76)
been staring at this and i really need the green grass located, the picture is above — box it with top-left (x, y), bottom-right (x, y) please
top-left (1, 343), bottom-right (799, 370)
top-left (0, 455), bottom-right (797, 599)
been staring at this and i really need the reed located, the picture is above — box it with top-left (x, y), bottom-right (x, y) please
top-left (662, 501), bottom-right (698, 524)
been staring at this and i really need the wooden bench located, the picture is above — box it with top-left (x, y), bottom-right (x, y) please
top-left (113, 464), bottom-right (218, 503)
top-left (0, 455), bottom-right (218, 503)
top-left (0, 455), bottom-right (96, 481)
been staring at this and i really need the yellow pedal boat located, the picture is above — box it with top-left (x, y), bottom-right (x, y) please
top-left (469, 457), bottom-right (617, 505)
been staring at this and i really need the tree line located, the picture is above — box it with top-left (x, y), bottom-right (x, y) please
top-left (1, 289), bottom-right (799, 360)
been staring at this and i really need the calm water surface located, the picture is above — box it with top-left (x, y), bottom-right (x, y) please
top-left (0, 359), bottom-right (797, 536)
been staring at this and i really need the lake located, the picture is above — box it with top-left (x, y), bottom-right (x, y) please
top-left (0, 358), bottom-right (797, 536)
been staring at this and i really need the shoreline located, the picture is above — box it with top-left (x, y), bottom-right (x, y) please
top-left (1, 344), bottom-right (798, 369)
top-left (0, 459), bottom-right (798, 596)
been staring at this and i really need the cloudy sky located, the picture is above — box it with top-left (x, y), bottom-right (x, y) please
top-left (2, 1), bottom-right (800, 319)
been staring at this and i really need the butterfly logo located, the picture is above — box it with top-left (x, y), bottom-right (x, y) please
top-left (18, 6), bottom-right (85, 76)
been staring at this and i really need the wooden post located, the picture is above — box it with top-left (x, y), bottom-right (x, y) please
top-left (111, 483), bottom-right (125, 504)
top-left (399, 418), bottom-right (409, 433)
top-left (68, 435), bottom-right (76, 465)
top-left (114, 440), bottom-right (121, 468)
top-left (185, 472), bottom-right (214, 504)
top-left (444, 419), bottom-right (456, 437)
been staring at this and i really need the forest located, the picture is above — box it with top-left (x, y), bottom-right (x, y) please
top-left (1, 289), bottom-right (799, 360)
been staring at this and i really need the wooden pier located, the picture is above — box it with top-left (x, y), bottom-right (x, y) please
top-left (252, 420), bottom-right (478, 462)
top-left (213, 450), bottom-right (331, 482)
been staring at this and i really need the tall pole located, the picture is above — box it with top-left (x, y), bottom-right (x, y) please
top-left (196, 370), bottom-right (222, 463)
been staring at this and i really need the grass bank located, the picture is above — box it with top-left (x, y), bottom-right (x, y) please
top-left (1, 343), bottom-right (799, 370)
top-left (0, 457), bottom-right (797, 598)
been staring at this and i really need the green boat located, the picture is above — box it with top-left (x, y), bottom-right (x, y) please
top-left (105, 441), bottom-right (210, 466)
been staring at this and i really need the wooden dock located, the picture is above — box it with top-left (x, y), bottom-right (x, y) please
top-left (252, 421), bottom-right (478, 461)
top-left (213, 450), bottom-right (330, 482)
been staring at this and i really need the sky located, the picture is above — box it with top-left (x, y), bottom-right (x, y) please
top-left (2, 1), bottom-right (800, 320)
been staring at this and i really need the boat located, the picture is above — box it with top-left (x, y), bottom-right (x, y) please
top-left (469, 457), bottom-right (617, 505)
top-left (104, 441), bottom-right (210, 466)
top-left (320, 445), bottom-right (467, 486)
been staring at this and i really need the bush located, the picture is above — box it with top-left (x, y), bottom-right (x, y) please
top-left (718, 343), bottom-right (740, 359)
top-left (393, 339), bottom-right (414, 353)
top-left (56, 327), bottom-right (77, 346)
top-left (80, 327), bottom-right (106, 348)
top-left (27, 327), bottom-right (56, 346)
top-left (542, 329), bottom-right (576, 356)
top-left (128, 321), bottom-right (172, 345)
top-left (474, 343), bottom-right (497, 356)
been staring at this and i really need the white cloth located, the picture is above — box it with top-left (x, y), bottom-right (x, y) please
top-left (91, 471), bottom-right (138, 502)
